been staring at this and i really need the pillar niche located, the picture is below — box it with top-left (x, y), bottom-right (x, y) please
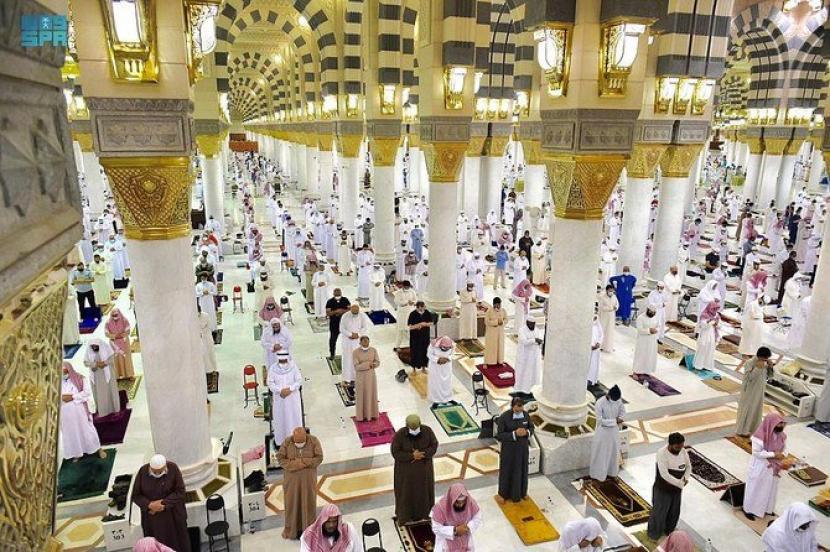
top-left (520, 140), bottom-right (546, 232)
top-left (741, 137), bottom-right (765, 202)
top-left (463, 137), bottom-right (485, 215)
top-left (650, 145), bottom-right (703, 280)
top-left (757, 138), bottom-right (789, 208)
top-left (479, 136), bottom-right (508, 219)
top-left (536, 154), bottom-right (626, 427)
top-left (338, 134), bottom-right (362, 231)
top-left (776, 141), bottom-right (801, 207)
top-left (195, 134), bottom-right (226, 233)
top-left (422, 141), bottom-right (467, 311)
top-left (618, 143), bottom-right (665, 280)
top-left (101, 156), bottom-right (216, 488)
top-left (318, 133), bottom-right (335, 205)
top-left (369, 137), bottom-right (401, 266)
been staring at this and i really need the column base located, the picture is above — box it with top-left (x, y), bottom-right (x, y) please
top-left (374, 252), bottom-right (396, 268)
top-left (180, 442), bottom-right (220, 489)
top-left (424, 295), bottom-right (457, 313)
top-left (531, 384), bottom-right (590, 427)
top-left (796, 354), bottom-right (827, 385)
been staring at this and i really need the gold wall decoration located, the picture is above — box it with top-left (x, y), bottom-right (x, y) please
top-left (71, 132), bottom-right (94, 153)
top-left (100, 156), bottom-right (192, 240)
top-left (544, 154), bottom-right (626, 220)
top-left (465, 137), bottom-right (486, 157)
top-left (763, 138), bottom-right (790, 156)
top-left (421, 142), bottom-right (468, 183)
top-left (659, 144), bottom-right (703, 178)
top-left (317, 133), bottom-right (334, 152)
top-left (370, 137), bottom-right (401, 167)
top-left (339, 135), bottom-right (363, 158)
top-left (520, 140), bottom-right (542, 165)
top-left (482, 136), bottom-right (509, 157)
top-left (0, 271), bottom-right (67, 551)
top-left (626, 143), bottom-right (666, 179)
top-left (195, 134), bottom-right (224, 158)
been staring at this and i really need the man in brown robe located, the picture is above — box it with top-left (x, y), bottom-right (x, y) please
top-left (353, 335), bottom-right (380, 421)
top-left (484, 298), bottom-right (507, 365)
top-left (278, 427), bottom-right (324, 539)
top-left (391, 414), bottom-right (438, 524)
top-left (131, 454), bottom-right (190, 552)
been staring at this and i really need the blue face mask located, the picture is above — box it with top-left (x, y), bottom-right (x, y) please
top-left (512, 412), bottom-right (524, 419)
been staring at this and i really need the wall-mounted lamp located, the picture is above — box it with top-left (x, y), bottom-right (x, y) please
top-left (380, 85), bottom-right (397, 115)
top-left (534, 25), bottom-right (570, 97)
top-left (444, 66), bottom-right (467, 110)
top-left (747, 107), bottom-right (777, 125)
top-left (673, 77), bottom-right (697, 115)
top-left (787, 107), bottom-right (815, 125)
top-left (599, 22), bottom-right (645, 97)
top-left (306, 100), bottom-right (316, 120)
top-left (345, 94), bottom-right (358, 117)
top-left (654, 76), bottom-right (678, 114)
top-left (498, 98), bottom-right (512, 119)
top-left (474, 72), bottom-right (483, 95)
top-left (515, 90), bottom-right (530, 117)
top-left (99, 0), bottom-right (158, 81)
top-left (691, 79), bottom-right (714, 115)
top-left (474, 97), bottom-right (487, 120)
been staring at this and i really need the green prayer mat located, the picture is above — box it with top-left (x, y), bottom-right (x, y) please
top-left (431, 403), bottom-right (480, 436)
top-left (57, 448), bottom-right (117, 502)
top-left (117, 374), bottom-right (142, 400)
top-left (327, 356), bottom-right (342, 376)
top-left (456, 339), bottom-right (484, 357)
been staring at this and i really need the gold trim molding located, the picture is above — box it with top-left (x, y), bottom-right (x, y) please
top-left (100, 156), bottom-right (193, 241)
top-left (370, 137), bottom-right (400, 167)
top-left (763, 138), bottom-right (790, 156)
top-left (408, 133), bottom-right (420, 148)
top-left (465, 137), bottom-right (486, 157)
top-left (626, 143), bottom-right (666, 179)
top-left (482, 136), bottom-right (509, 157)
top-left (743, 137), bottom-right (764, 155)
top-left (71, 132), bottom-right (94, 153)
top-left (544, 154), bottom-right (626, 220)
top-left (422, 142), bottom-right (467, 183)
top-left (659, 145), bottom-right (703, 178)
top-left (520, 140), bottom-right (542, 165)
top-left (339, 135), bottom-right (363, 158)
top-left (195, 134), bottom-right (224, 158)
top-left (317, 133), bottom-right (334, 152)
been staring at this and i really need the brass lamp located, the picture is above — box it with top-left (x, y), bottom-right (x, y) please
top-left (654, 77), bottom-right (678, 114)
top-left (99, 0), bottom-right (158, 81)
top-left (533, 25), bottom-right (570, 97)
top-left (691, 79), bottom-right (714, 115)
top-left (673, 77), bottom-right (697, 115)
top-left (380, 84), bottom-right (397, 115)
top-left (443, 66), bottom-right (467, 110)
top-left (599, 22), bottom-right (646, 97)
top-left (345, 94), bottom-right (358, 118)
top-left (474, 97), bottom-right (487, 120)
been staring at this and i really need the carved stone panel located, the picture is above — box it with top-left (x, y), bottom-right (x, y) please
top-left (87, 98), bottom-right (193, 157)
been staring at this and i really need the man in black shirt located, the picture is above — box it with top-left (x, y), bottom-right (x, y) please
top-left (407, 301), bottom-right (433, 372)
top-left (325, 288), bottom-right (351, 359)
top-left (518, 231), bottom-right (533, 268)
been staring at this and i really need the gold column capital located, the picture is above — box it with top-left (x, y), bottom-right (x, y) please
top-left (339, 135), bottom-right (363, 158)
top-left (763, 138), bottom-right (790, 156)
top-left (370, 137), bottom-right (401, 167)
top-left (743, 137), bottom-right (764, 155)
top-left (72, 132), bottom-right (94, 152)
top-left (626, 143), bottom-right (667, 179)
top-left (659, 144), bottom-right (703, 178)
top-left (422, 142), bottom-right (467, 183)
top-left (520, 140), bottom-right (542, 165)
top-left (408, 133), bottom-right (420, 148)
top-left (543, 154), bottom-right (627, 220)
top-left (822, 150), bottom-right (830, 169)
top-left (101, 156), bottom-right (193, 241)
top-left (482, 136), bottom-right (509, 157)
top-left (784, 139), bottom-right (802, 156)
top-left (317, 133), bottom-right (334, 152)
top-left (195, 134), bottom-right (224, 158)
top-left (465, 137), bottom-right (486, 157)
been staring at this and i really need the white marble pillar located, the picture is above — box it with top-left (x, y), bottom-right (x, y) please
top-left (82, 151), bottom-right (107, 215)
top-left (776, 154), bottom-right (798, 207)
top-left (742, 145), bottom-right (764, 202)
top-left (408, 145), bottom-right (421, 195)
top-left (394, 146), bottom-right (405, 194)
top-left (757, 153), bottom-right (782, 208)
top-left (808, 147), bottom-right (825, 193)
top-left (650, 177), bottom-right (688, 279)
top-left (425, 180), bottom-right (458, 311)
top-left (73, 141), bottom-right (84, 172)
top-left (684, 149), bottom-right (704, 216)
top-left (339, 156), bottom-right (360, 230)
top-left (736, 141), bottom-right (749, 170)
top-left (802, 222), bottom-right (830, 417)
top-left (419, 150), bottom-right (430, 201)
top-left (479, 152), bottom-right (504, 219)
top-left (373, 165), bottom-right (396, 265)
top-left (463, 156), bottom-right (481, 215)
top-left (305, 145), bottom-right (319, 197)
top-left (619, 176), bottom-right (656, 279)
top-left (319, 150), bottom-right (334, 200)
top-left (202, 155), bottom-right (225, 231)
top-left (522, 164), bottom-right (546, 230)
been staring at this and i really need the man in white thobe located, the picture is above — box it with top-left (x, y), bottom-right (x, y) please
top-left (512, 250), bottom-right (529, 283)
top-left (427, 336), bottom-right (455, 406)
top-left (394, 282), bottom-right (418, 349)
top-left (261, 318), bottom-right (293, 367)
top-left (195, 276), bottom-right (218, 333)
top-left (312, 263), bottom-right (332, 318)
top-left (369, 265), bottom-right (386, 312)
top-left (514, 320), bottom-right (542, 395)
top-left (339, 305), bottom-right (371, 385)
top-left (632, 308), bottom-right (659, 375)
top-left (355, 245), bottom-right (375, 300)
top-left (663, 266), bottom-right (683, 322)
top-left (647, 283), bottom-right (667, 339)
top-left (587, 315), bottom-right (604, 386)
top-left (455, 248), bottom-right (468, 293)
top-left (267, 351), bottom-right (304, 446)
top-left (60, 362), bottom-right (105, 460)
top-left (458, 282), bottom-right (478, 341)
top-left (589, 385), bottom-right (625, 481)
top-left (467, 253), bottom-right (485, 299)
top-left (598, 285), bottom-right (619, 352)
top-left (106, 236), bottom-right (127, 281)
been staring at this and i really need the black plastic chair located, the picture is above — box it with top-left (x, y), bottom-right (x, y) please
top-left (471, 371), bottom-right (490, 415)
top-left (362, 517), bottom-right (385, 552)
top-left (204, 494), bottom-right (230, 551)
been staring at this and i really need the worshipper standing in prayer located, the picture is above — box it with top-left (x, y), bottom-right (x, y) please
top-left (197, 306), bottom-right (217, 373)
top-left (589, 386), bottom-right (625, 481)
top-left (104, 308), bottom-right (135, 379)
top-left (777, 250), bottom-right (799, 305)
top-left (430, 483), bottom-right (482, 552)
top-left (663, 266), bottom-right (683, 323)
top-left (511, 279), bottom-right (533, 335)
top-left (340, 304), bottom-right (371, 389)
top-left (83, 339), bottom-right (121, 417)
top-left (587, 313), bottom-right (604, 386)
top-left (60, 362), bottom-right (106, 461)
top-left (279, 427), bottom-right (324, 540)
top-left (427, 336), bottom-right (455, 407)
top-left (735, 347), bottom-right (773, 437)
top-left (90, 253), bottom-right (113, 309)
top-left (609, 266), bottom-right (637, 324)
top-left (632, 307), bottom-right (659, 376)
top-left (369, 264), bottom-right (386, 312)
top-left (311, 262), bottom-right (332, 319)
top-left (131, 455), bottom-right (190, 552)
top-left (407, 301), bottom-right (433, 372)
top-left (484, 298), bottom-right (507, 366)
top-left (647, 282), bottom-right (668, 339)
top-left (646, 433), bottom-right (690, 541)
top-left (70, 261), bottom-right (96, 314)
top-left (493, 246), bottom-right (509, 290)
top-left (411, 224), bottom-right (425, 260)
top-left (598, 284), bottom-right (619, 352)
top-left (512, 250), bottom-right (530, 283)
top-left (261, 317), bottom-right (293, 367)
top-left (781, 272), bottom-right (806, 318)
top-left (257, 295), bottom-right (283, 328)
top-left (557, 517), bottom-right (605, 552)
top-left (300, 504), bottom-right (361, 552)
top-left (267, 351), bottom-right (304, 447)
top-left (356, 244), bottom-right (375, 300)
top-left (394, 281), bottom-right (418, 350)
top-left (515, 320), bottom-right (542, 396)
top-left (743, 413), bottom-right (789, 520)
top-left (196, 274), bottom-right (218, 341)
top-left (739, 295), bottom-right (766, 356)
top-left (353, 335), bottom-right (380, 422)
top-left (391, 414), bottom-right (439, 524)
top-left (458, 281), bottom-right (478, 341)
top-left (495, 397), bottom-right (533, 503)
top-left (656, 531), bottom-right (694, 552)
top-left (761, 502), bottom-right (817, 552)
top-left (531, 239), bottom-right (547, 285)
top-left (695, 301), bottom-right (720, 372)
top-left (325, 289), bottom-right (351, 359)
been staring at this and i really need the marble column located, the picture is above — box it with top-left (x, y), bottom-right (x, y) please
top-left (338, 135), bottom-right (362, 231)
top-left (422, 142), bottom-right (466, 311)
top-left (463, 154), bottom-right (481, 216)
top-left (536, 155), bottom-right (626, 426)
top-left (776, 150), bottom-right (799, 207)
top-left (101, 156), bottom-right (215, 487)
top-left (684, 148), bottom-right (705, 216)
top-left (370, 137), bottom-right (400, 266)
top-left (650, 145), bottom-right (702, 280)
top-left (72, 140), bottom-right (84, 173)
top-left (478, 137), bottom-right (507, 219)
top-left (408, 140), bottom-right (422, 196)
top-left (196, 134), bottom-right (226, 232)
top-left (742, 138), bottom-right (764, 202)
top-left (520, 140), bottom-right (545, 232)
top-left (802, 218), bottom-right (830, 418)
top-left (82, 151), bottom-right (107, 215)
top-left (318, 134), bottom-right (335, 203)
top-left (808, 146), bottom-right (825, 193)
top-left (295, 142), bottom-right (308, 192)
top-left (305, 143), bottom-right (319, 198)
top-left (757, 139), bottom-right (789, 208)
top-left (394, 145), bottom-right (405, 194)
top-left (619, 144), bottom-right (665, 280)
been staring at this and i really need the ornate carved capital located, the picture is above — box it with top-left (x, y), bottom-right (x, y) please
top-left (763, 138), bottom-right (790, 156)
top-left (823, 151), bottom-right (830, 171)
top-left (784, 139), bottom-right (802, 156)
top-left (544, 154), bottom-right (627, 220)
top-left (408, 133), bottom-right (420, 148)
top-left (482, 136), bottom-right (509, 157)
top-left (743, 137), bottom-right (764, 155)
top-left (100, 156), bottom-right (193, 241)
top-left (195, 134), bottom-right (224, 158)
top-left (370, 137), bottom-right (400, 167)
top-left (422, 142), bottom-right (467, 183)
top-left (659, 145), bottom-right (703, 178)
top-left (626, 143), bottom-right (667, 179)
top-left (465, 137), bottom-right (486, 157)
top-left (339, 135), bottom-right (363, 158)
top-left (317, 133), bottom-right (334, 152)
top-left (520, 140), bottom-right (542, 165)
top-left (72, 132), bottom-right (94, 153)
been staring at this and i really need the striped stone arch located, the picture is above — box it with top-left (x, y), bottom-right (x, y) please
top-left (343, 0), bottom-right (364, 95)
top-left (230, 75), bottom-right (271, 121)
top-left (400, 0), bottom-right (417, 93)
top-left (731, 3), bottom-right (791, 109)
top-left (789, 27), bottom-right (825, 109)
top-left (717, 74), bottom-right (749, 114)
top-left (481, 0), bottom-right (518, 100)
top-left (504, 0), bottom-right (536, 95)
top-left (228, 52), bottom-right (286, 109)
top-left (291, 0), bottom-right (339, 95)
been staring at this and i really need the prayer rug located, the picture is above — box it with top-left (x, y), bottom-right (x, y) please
top-left (702, 377), bottom-right (742, 394)
top-left (726, 434), bottom-right (752, 454)
top-left (110, 290), bottom-right (121, 301)
top-left (658, 343), bottom-right (682, 359)
top-left (100, 303), bottom-right (113, 316)
top-left (586, 382), bottom-right (628, 404)
top-left (94, 408), bottom-right (132, 446)
top-left (808, 421), bottom-right (830, 440)
top-left (327, 356), bottom-right (342, 376)
top-left (666, 321), bottom-right (695, 335)
top-left (583, 477), bottom-right (651, 527)
top-left (63, 344), bottom-right (81, 359)
top-left (789, 466), bottom-right (828, 487)
top-left (113, 278), bottom-right (129, 289)
top-left (131, 339), bottom-right (140, 353)
top-left (716, 341), bottom-right (740, 356)
top-left (810, 498), bottom-right (830, 517)
top-left (396, 347), bottom-right (412, 366)
top-left (335, 382), bottom-right (355, 407)
top-left (431, 403), bottom-right (480, 436)
top-left (307, 316), bottom-right (328, 334)
top-left (206, 371), bottom-right (219, 394)
top-left (253, 324), bottom-right (262, 341)
top-left (679, 359), bottom-right (721, 381)
top-left (495, 495), bottom-right (559, 545)
top-left (732, 508), bottom-right (776, 535)
top-left (57, 449), bottom-right (117, 502)
top-left (687, 447), bottom-right (742, 491)
top-left (216, 311), bottom-right (223, 326)
top-left (304, 302), bottom-right (313, 315)
top-left (214, 329), bottom-right (223, 344)
top-left (723, 333), bottom-right (741, 346)
top-left (393, 518), bottom-right (436, 552)
top-left (629, 374), bottom-right (681, 396)
top-left (353, 412), bottom-right (395, 447)
top-left (456, 339), bottom-right (485, 357)
top-left (116, 375), bottom-right (142, 401)
top-left (368, 310), bottom-right (397, 325)
top-left (632, 530), bottom-right (704, 552)
top-left (479, 363), bottom-right (515, 388)
top-left (533, 283), bottom-right (550, 294)
top-left (79, 313), bottom-right (100, 334)
top-left (408, 370), bottom-right (427, 399)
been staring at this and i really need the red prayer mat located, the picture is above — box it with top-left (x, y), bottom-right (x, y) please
top-left (352, 412), bottom-right (396, 447)
top-left (479, 363), bottom-right (515, 388)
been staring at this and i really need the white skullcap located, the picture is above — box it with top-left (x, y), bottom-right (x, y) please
top-left (149, 454), bottom-right (166, 469)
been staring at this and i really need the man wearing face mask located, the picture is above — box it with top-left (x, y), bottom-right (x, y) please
top-left (339, 304), bottom-right (371, 389)
top-left (495, 397), bottom-right (533, 503)
top-left (60, 362), bottom-right (105, 461)
top-left (280, 427), bottom-right (324, 540)
top-left (646, 433), bottom-right (690, 541)
top-left (325, 288), bottom-right (351, 360)
top-left (267, 351), bottom-right (304, 446)
top-left (632, 307), bottom-right (659, 376)
top-left (514, 320), bottom-right (542, 396)
top-left (353, 336), bottom-right (380, 421)
top-left (587, 313), bottom-right (604, 386)
top-left (663, 265), bottom-right (683, 323)
top-left (589, 385), bottom-right (625, 482)
top-left (131, 454), bottom-right (190, 551)
top-left (391, 414), bottom-right (438, 524)
top-left (458, 281), bottom-right (478, 342)
top-left (82, 339), bottom-right (121, 417)
top-left (69, 262), bottom-right (96, 315)
top-left (609, 266), bottom-right (637, 324)
top-left (300, 504), bottom-right (361, 551)
top-left (598, 285), bottom-right (619, 352)
top-left (483, 298), bottom-right (507, 366)
top-left (261, 318), bottom-right (293, 367)
top-left (427, 336), bottom-right (456, 407)
top-left (407, 301), bottom-right (434, 372)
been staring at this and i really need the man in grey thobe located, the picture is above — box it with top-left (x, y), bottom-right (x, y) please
top-left (735, 347), bottom-right (772, 436)
top-left (589, 385), bottom-right (625, 481)
top-left (495, 397), bottom-right (533, 503)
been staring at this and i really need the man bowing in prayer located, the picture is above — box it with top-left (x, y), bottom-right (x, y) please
top-left (484, 298), bottom-right (507, 366)
top-left (267, 351), bottom-right (304, 447)
top-left (391, 414), bottom-right (439, 524)
top-left (430, 483), bottom-right (482, 552)
top-left (300, 504), bottom-right (361, 552)
top-left (339, 304), bottom-right (371, 390)
top-left (427, 336), bottom-right (455, 408)
top-left (558, 518), bottom-right (605, 552)
top-left (280, 427), bottom-right (324, 540)
top-left (589, 385), bottom-right (625, 481)
top-left (60, 362), bottom-right (106, 461)
top-left (495, 397), bottom-right (533, 503)
top-left (131, 455), bottom-right (190, 552)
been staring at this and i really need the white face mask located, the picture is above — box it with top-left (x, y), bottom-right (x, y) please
top-left (294, 441), bottom-right (306, 449)
top-left (150, 470), bottom-right (167, 479)
top-left (360, 346), bottom-right (369, 351)
top-left (408, 428), bottom-right (421, 436)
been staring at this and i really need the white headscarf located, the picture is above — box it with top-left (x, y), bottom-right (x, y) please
top-left (558, 517), bottom-right (605, 551)
top-left (83, 338), bottom-right (115, 382)
top-left (271, 351), bottom-right (297, 375)
top-left (698, 280), bottom-right (720, 305)
top-left (761, 503), bottom-right (817, 552)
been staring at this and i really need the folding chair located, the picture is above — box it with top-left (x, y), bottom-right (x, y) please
top-left (362, 518), bottom-right (384, 552)
top-left (232, 285), bottom-right (244, 313)
top-left (280, 295), bottom-right (294, 325)
top-left (470, 371), bottom-right (491, 415)
top-left (242, 364), bottom-right (260, 407)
